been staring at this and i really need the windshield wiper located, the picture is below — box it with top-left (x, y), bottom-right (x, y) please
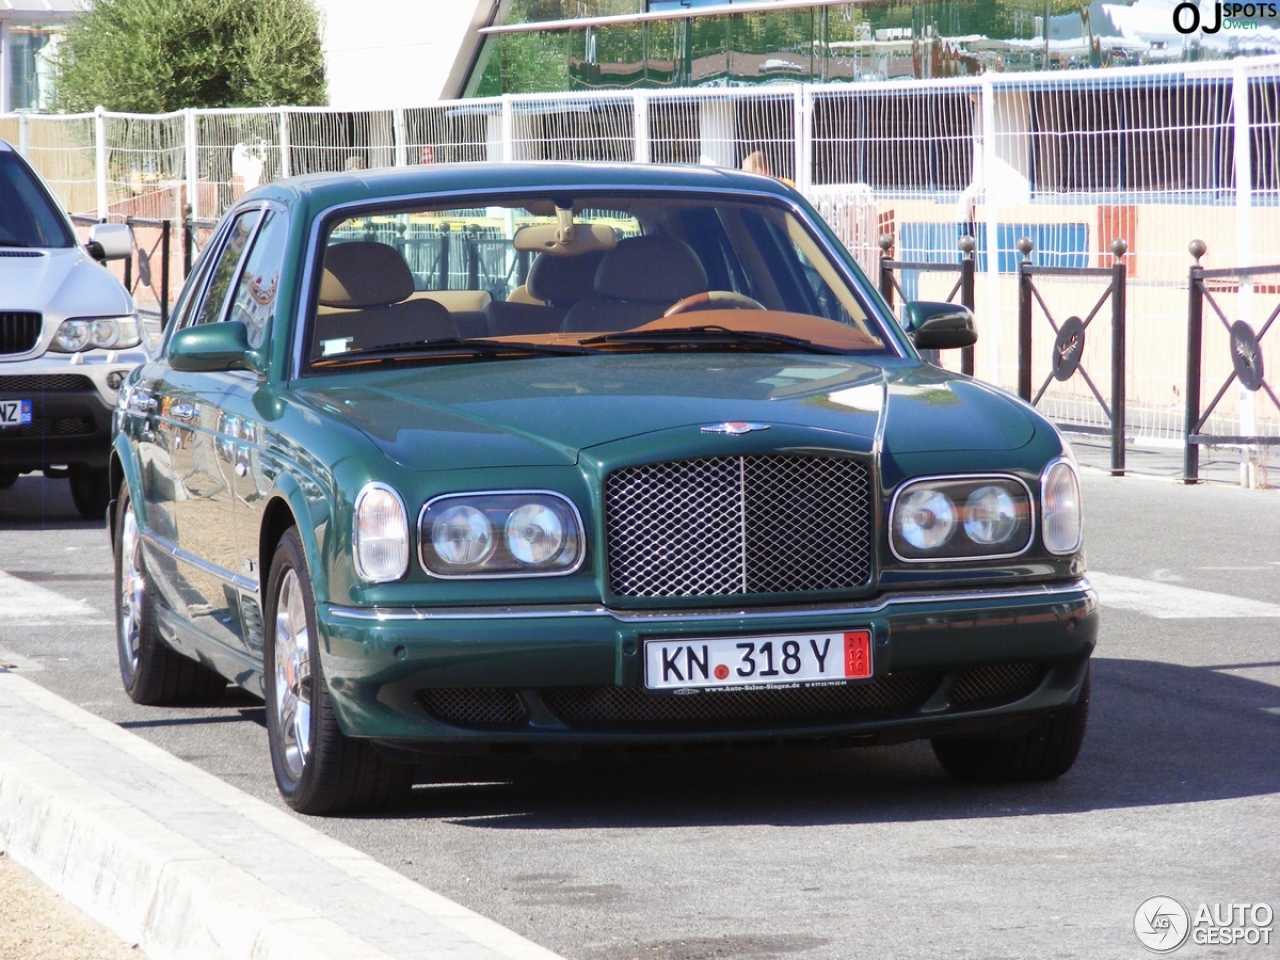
top-left (0, 240), bottom-right (32, 248)
top-left (580, 324), bottom-right (854, 355)
top-left (312, 337), bottom-right (595, 367)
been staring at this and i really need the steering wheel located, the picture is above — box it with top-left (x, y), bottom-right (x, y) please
top-left (664, 291), bottom-right (767, 317)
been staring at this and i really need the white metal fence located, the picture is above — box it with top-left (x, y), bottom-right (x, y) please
top-left (4, 56), bottom-right (1279, 479)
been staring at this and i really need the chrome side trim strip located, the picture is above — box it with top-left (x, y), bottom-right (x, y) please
top-left (325, 578), bottom-right (1093, 623)
top-left (140, 529), bottom-right (258, 593)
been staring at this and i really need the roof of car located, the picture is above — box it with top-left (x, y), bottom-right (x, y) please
top-left (239, 161), bottom-right (800, 213)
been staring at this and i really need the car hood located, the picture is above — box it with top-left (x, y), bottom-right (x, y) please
top-left (296, 354), bottom-right (1036, 471)
top-left (0, 246), bottom-right (132, 320)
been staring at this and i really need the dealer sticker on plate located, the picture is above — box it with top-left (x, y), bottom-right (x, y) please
top-left (0, 399), bottom-right (32, 428)
top-left (644, 630), bottom-right (872, 692)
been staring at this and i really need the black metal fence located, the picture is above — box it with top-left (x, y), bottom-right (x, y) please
top-left (1183, 240), bottom-right (1280, 483)
top-left (71, 215), bottom-right (174, 327)
top-left (1015, 237), bottom-right (1129, 475)
top-left (878, 234), bottom-right (977, 376)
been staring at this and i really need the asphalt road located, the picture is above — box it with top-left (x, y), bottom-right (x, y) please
top-left (1, 471), bottom-right (1278, 960)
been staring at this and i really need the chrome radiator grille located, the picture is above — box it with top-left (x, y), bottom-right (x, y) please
top-left (605, 455), bottom-right (873, 598)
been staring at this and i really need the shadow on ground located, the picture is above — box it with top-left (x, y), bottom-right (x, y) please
top-left (360, 657), bottom-right (1280, 828)
top-left (0, 474), bottom-right (101, 530)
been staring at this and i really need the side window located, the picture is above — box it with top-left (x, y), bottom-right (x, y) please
top-left (188, 210), bottom-right (261, 328)
top-left (228, 210), bottom-right (286, 349)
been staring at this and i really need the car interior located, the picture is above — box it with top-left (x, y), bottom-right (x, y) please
top-left (308, 196), bottom-right (883, 363)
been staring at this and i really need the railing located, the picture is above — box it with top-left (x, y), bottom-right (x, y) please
top-left (1016, 237), bottom-right (1129, 475)
top-left (1183, 241), bottom-right (1280, 484)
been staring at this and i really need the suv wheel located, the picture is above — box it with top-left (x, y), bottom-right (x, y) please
top-left (70, 467), bottom-right (111, 520)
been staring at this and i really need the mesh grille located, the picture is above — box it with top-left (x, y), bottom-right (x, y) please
top-left (418, 688), bottom-right (527, 727)
top-left (949, 663), bottom-right (1045, 706)
top-left (0, 417), bottom-right (94, 439)
top-left (542, 674), bottom-right (938, 729)
top-left (0, 375), bottom-right (96, 393)
top-left (0, 314), bottom-right (41, 355)
top-left (606, 455), bottom-right (873, 598)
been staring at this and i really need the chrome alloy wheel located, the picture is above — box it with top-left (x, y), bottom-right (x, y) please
top-left (273, 569), bottom-right (313, 782)
top-left (118, 504), bottom-right (145, 677)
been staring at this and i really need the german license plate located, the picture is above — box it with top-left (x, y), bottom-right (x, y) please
top-left (644, 630), bottom-right (872, 692)
top-left (0, 399), bottom-right (32, 428)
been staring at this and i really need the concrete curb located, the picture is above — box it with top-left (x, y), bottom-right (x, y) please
top-left (0, 669), bottom-right (566, 960)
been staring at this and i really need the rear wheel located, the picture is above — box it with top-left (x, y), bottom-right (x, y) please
top-left (115, 487), bottom-right (225, 705)
top-left (70, 467), bottom-right (111, 521)
top-left (931, 666), bottom-right (1090, 783)
top-left (264, 527), bottom-right (413, 815)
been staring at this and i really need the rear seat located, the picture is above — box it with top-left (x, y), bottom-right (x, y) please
top-left (483, 249), bottom-right (604, 337)
top-left (313, 241), bottom-right (457, 357)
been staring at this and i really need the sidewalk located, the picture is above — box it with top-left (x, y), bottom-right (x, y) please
top-left (0, 667), bottom-right (566, 960)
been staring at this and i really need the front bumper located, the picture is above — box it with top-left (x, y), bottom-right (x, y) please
top-left (0, 352), bottom-right (141, 471)
top-left (316, 579), bottom-right (1098, 750)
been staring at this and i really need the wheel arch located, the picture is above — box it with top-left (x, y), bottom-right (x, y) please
top-left (259, 473), bottom-right (331, 605)
top-left (108, 434), bottom-right (145, 546)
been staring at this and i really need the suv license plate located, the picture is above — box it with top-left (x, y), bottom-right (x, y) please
top-left (0, 399), bottom-right (32, 428)
top-left (644, 630), bottom-right (872, 692)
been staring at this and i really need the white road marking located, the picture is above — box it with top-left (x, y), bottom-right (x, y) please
top-left (0, 571), bottom-right (103, 624)
top-left (1090, 571), bottom-right (1280, 619)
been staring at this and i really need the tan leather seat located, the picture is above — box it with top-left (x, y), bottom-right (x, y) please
top-left (313, 241), bottom-right (457, 356)
top-left (560, 236), bottom-right (707, 334)
top-left (484, 250), bottom-right (605, 337)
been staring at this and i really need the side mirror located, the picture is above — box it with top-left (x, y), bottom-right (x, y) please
top-left (169, 321), bottom-right (263, 373)
top-left (902, 301), bottom-right (977, 351)
top-left (87, 222), bottom-right (134, 262)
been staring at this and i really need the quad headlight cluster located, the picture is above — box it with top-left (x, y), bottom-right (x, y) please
top-left (891, 475), bottom-right (1033, 561)
top-left (49, 315), bottom-right (142, 352)
top-left (890, 462), bottom-right (1082, 561)
top-left (353, 486), bottom-right (585, 582)
top-left (419, 492), bottom-right (584, 577)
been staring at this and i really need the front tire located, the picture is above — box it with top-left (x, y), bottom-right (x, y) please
top-left (931, 665), bottom-right (1090, 783)
top-left (263, 527), bottom-right (413, 815)
top-left (115, 487), bottom-right (226, 705)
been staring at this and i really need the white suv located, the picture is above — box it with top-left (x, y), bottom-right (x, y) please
top-left (0, 139), bottom-right (150, 519)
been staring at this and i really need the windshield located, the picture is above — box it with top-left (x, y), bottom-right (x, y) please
top-left (0, 152), bottom-right (76, 249)
top-left (306, 192), bottom-right (889, 369)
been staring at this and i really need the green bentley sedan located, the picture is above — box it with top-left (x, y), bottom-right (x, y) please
top-left (109, 162), bottom-right (1096, 815)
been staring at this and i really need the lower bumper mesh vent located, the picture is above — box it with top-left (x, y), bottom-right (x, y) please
top-left (949, 663), bottom-right (1045, 706)
top-left (542, 674), bottom-right (940, 730)
top-left (418, 688), bottom-right (527, 727)
top-left (0, 417), bottom-right (94, 439)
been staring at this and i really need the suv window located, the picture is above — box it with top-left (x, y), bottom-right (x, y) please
top-left (0, 152), bottom-right (75, 249)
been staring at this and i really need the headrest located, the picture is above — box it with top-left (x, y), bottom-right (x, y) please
top-left (319, 241), bottom-right (415, 308)
top-left (526, 250), bottom-right (605, 305)
top-left (593, 235), bottom-right (708, 303)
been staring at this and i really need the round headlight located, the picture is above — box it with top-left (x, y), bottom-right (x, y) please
top-left (54, 320), bottom-right (90, 352)
top-left (506, 503), bottom-right (565, 565)
top-left (432, 505), bottom-right (494, 566)
top-left (352, 483), bottom-right (408, 582)
top-left (964, 485), bottom-right (1019, 545)
top-left (89, 319), bottom-right (120, 348)
top-left (897, 488), bottom-right (955, 550)
top-left (1041, 460), bottom-right (1082, 554)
